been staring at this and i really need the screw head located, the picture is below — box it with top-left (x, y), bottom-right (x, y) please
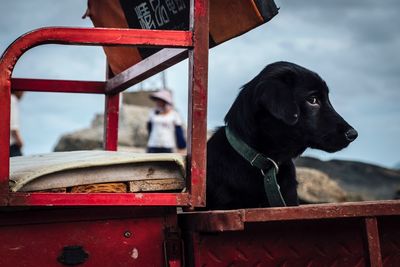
top-left (124, 231), bottom-right (132, 238)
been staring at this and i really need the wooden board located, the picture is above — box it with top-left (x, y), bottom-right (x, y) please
top-left (10, 151), bottom-right (186, 193)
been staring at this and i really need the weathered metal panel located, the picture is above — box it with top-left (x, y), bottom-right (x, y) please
top-left (181, 202), bottom-right (400, 266)
top-left (191, 219), bottom-right (368, 267)
top-left (180, 201), bottom-right (400, 232)
top-left (379, 217), bottom-right (400, 267)
top-left (0, 207), bottom-right (174, 267)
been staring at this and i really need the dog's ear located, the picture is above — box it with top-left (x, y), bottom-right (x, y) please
top-left (257, 72), bottom-right (299, 126)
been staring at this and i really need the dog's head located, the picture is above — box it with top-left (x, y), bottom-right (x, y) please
top-left (225, 61), bottom-right (358, 155)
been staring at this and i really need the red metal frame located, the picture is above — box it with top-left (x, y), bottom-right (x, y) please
top-left (2, 2), bottom-right (400, 266)
top-left (105, 48), bottom-right (188, 94)
top-left (180, 201), bottom-right (400, 232)
top-left (11, 78), bottom-right (105, 94)
top-left (180, 201), bottom-right (400, 267)
top-left (187, 0), bottom-right (209, 207)
top-left (0, 0), bottom-right (209, 207)
top-left (0, 207), bottom-right (177, 267)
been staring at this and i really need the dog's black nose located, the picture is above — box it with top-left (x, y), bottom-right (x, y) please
top-left (345, 128), bottom-right (358, 142)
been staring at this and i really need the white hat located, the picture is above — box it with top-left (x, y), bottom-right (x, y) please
top-left (150, 90), bottom-right (173, 105)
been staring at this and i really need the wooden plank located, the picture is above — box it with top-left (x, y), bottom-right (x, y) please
top-left (10, 151), bottom-right (185, 190)
top-left (129, 179), bottom-right (185, 192)
top-left (12, 161), bottom-right (184, 192)
top-left (71, 183), bottom-right (127, 193)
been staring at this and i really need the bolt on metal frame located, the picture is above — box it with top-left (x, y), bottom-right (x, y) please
top-left (0, 0), bottom-right (208, 207)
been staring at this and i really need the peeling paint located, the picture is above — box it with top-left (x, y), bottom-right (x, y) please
top-left (135, 193), bottom-right (144, 199)
top-left (9, 246), bottom-right (24, 251)
top-left (131, 248), bottom-right (139, 259)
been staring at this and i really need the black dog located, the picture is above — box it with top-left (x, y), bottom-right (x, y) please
top-left (206, 61), bottom-right (358, 210)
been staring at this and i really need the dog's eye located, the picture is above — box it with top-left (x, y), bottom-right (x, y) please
top-left (307, 96), bottom-right (319, 105)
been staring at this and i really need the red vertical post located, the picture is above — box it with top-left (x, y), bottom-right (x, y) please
top-left (187, 0), bottom-right (209, 207)
top-left (364, 217), bottom-right (383, 267)
top-left (0, 69), bottom-right (11, 197)
top-left (104, 65), bottom-right (120, 151)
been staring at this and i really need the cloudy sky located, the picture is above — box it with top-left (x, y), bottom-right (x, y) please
top-left (1, 0), bottom-right (399, 168)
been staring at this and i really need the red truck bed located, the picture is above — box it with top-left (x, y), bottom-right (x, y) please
top-left (1, 1), bottom-right (399, 266)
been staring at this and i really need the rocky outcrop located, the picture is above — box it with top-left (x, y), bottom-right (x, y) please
top-left (295, 157), bottom-right (400, 201)
top-left (394, 162), bottom-right (400, 170)
top-left (54, 105), bottom-right (150, 152)
top-left (296, 167), bottom-right (362, 204)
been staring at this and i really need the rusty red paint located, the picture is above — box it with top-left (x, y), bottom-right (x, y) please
top-left (245, 201), bottom-right (400, 223)
top-left (5, 27), bottom-right (192, 54)
top-left (0, 207), bottom-right (174, 226)
top-left (187, 0), bottom-right (209, 208)
top-left (180, 201), bottom-right (400, 232)
top-left (189, 219), bottom-right (368, 266)
top-left (193, 0), bottom-right (207, 17)
top-left (7, 192), bottom-right (190, 206)
top-left (364, 217), bottom-right (383, 267)
top-left (104, 93), bottom-right (120, 151)
top-left (0, 208), bottom-right (172, 267)
top-left (182, 210), bottom-right (245, 232)
top-left (12, 78), bottom-right (105, 94)
top-left (0, 73), bottom-right (10, 195)
top-left (182, 202), bottom-right (400, 266)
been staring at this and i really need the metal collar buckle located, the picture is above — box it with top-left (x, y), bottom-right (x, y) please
top-left (250, 153), bottom-right (279, 176)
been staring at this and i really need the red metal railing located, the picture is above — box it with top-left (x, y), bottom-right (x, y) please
top-left (0, 0), bottom-right (209, 207)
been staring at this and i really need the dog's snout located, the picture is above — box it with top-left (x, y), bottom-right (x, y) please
top-left (345, 128), bottom-right (358, 142)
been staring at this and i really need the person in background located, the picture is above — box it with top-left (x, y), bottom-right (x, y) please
top-left (146, 90), bottom-right (186, 153)
top-left (10, 91), bottom-right (24, 157)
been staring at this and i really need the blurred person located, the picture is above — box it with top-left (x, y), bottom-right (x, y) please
top-left (146, 90), bottom-right (186, 153)
top-left (10, 91), bottom-right (24, 157)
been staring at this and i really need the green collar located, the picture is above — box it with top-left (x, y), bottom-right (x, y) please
top-left (225, 126), bottom-right (286, 207)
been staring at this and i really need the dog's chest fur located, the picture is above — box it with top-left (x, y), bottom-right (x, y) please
top-left (206, 128), bottom-right (299, 210)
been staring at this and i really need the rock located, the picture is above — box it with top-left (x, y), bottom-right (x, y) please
top-left (394, 162), bottom-right (400, 170)
top-left (295, 157), bottom-right (400, 201)
top-left (296, 167), bottom-right (359, 204)
top-left (54, 105), bottom-right (151, 151)
top-left (53, 127), bottom-right (104, 151)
